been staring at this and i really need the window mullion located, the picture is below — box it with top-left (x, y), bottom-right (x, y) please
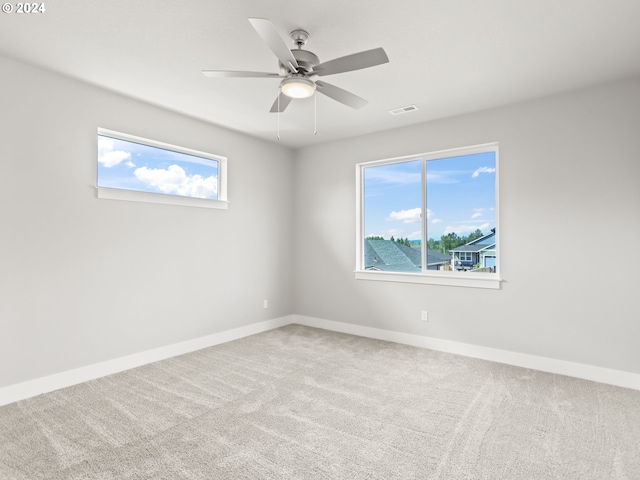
top-left (421, 159), bottom-right (427, 273)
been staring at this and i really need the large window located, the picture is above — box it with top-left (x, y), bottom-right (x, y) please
top-left (96, 128), bottom-right (227, 209)
top-left (356, 143), bottom-right (499, 289)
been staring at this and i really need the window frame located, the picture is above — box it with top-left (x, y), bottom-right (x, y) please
top-left (355, 142), bottom-right (501, 289)
top-left (96, 128), bottom-right (228, 209)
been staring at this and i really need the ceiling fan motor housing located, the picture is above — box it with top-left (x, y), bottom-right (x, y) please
top-left (279, 49), bottom-right (319, 75)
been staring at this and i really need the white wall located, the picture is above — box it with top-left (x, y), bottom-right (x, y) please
top-left (0, 56), bottom-right (295, 389)
top-left (2, 51), bottom-right (638, 393)
top-left (293, 77), bottom-right (640, 375)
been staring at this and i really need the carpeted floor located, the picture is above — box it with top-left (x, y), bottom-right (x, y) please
top-left (1, 324), bottom-right (639, 479)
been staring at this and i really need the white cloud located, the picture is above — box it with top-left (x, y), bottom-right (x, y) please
top-left (98, 137), bottom-right (133, 168)
top-left (471, 208), bottom-right (485, 219)
top-left (426, 208), bottom-right (435, 220)
top-left (374, 228), bottom-right (403, 239)
top-left (388, 207), bottom-right (421, 224)
top-left (134, 164), bottom-right (217, 199)
top-left (426, 171), bottom-right (462, 184)
top-left (472, 166), bottom-right (496, 178)
top-left (365, 169), bottom-right (420, 186)
top-left (431, 218), bottom-right (443, 224)
top-left (444, 223), bottom-right (491, 235)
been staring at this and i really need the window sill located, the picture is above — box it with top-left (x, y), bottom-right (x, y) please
top-left (96, 187), bottom-right (228, 210)
top-left (354, 270), bottom-right (502, 289)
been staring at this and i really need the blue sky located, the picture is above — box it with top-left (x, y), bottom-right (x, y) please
top-left (363, 152), bottom-right (496, 241)
top-left (97, 135), bottom-right (219, 199)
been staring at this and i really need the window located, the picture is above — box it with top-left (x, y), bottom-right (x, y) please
top-left (356, 143), bottom-right (500, 289)
top-left (96, 128), bottom-right (227, 209)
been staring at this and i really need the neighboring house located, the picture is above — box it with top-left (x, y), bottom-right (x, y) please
top-left (425, 249), bottom-right (452, 270)
top-left (449, 229), bottom-right (497, 271)
top-left (364, 240), bottom-right (451, 272)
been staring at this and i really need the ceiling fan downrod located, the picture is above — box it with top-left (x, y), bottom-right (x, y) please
top-left (290, 29), bottom-right (310, 49)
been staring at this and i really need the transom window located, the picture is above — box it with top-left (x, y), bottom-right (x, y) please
top-left (96, 128), bottom-right (227, 209)
top-left (356, 143), bottom-right (500, 289)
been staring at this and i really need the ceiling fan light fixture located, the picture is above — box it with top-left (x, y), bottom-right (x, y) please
top-left (281, 76), bottom-right (316, 98)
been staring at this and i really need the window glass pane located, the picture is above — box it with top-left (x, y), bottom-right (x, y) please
top-left (363, 159), bottom-right (422, 272)
top-left (97, 134), bottom-right (219, 200)
top-left (425, 151), bottom-right (496, 272)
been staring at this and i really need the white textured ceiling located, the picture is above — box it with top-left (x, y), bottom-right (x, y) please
top-left (1, 0), bottom-right (639, 148)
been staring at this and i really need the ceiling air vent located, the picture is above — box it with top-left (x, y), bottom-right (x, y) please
top-left (389, 105), bottom-right (418, 116)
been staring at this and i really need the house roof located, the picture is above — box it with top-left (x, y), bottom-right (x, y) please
top-left (365, 240), bottom-right (420, 272)
top-left (364, 240), bottom-right (451, 271)
top-left (425, 249), bottom-right (452, 266)
top-left (450, 230), bottom-right (496, 253)
top-left (450, 244), bottom-right (496, 254)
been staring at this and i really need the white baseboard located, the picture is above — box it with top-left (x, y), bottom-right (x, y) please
top-left (0, 316), bottom-right (293, 407)
top-left (2, 313), bottom-right (637, 407)
top-left (292, 315), bottom-right (640, 391)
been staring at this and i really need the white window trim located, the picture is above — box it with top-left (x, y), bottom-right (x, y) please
top-left (354, 270), bottom-right (501, 289)
top-left (355, 142), bottom-right (501, 289)
top-left (96, 186), bottom-right (228, 209)
top-left (96, 128), bottom-right (228, 210)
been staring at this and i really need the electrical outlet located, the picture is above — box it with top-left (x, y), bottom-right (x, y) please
top-left (263, 300), bottom-right (268, 309)
top-left (421, 311), bottom-right (429, 322)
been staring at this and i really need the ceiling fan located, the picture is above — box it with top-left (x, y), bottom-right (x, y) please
top-left (202, 18), bottom-right (389, 113)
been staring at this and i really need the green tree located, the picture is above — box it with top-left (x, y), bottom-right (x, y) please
top-left (396, 237), bottom-right (410, 247)
top-left (440, 232), bottom-right (459, 253)
top-left (468, 229), bottom-right (484, 242)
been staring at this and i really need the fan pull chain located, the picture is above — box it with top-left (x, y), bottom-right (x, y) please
top-left (314, 92), bottom-right (317, 136)
top-left (277, 92), bottom-right (280, 141)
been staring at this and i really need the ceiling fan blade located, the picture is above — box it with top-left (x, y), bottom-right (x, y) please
top-left (202, 70), bottom-right (282, 78)
top-left (313, 47), bottom-right (389, 76)
top-left (315, 81), bottom-right (368, 109)
top-left (269, 92), bottom-right (293, 113)
top-left (248, 18), bottom-right (299, 72)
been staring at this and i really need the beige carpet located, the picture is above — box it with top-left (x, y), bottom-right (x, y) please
top-left (1, 324), bottom-right (638, 479)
